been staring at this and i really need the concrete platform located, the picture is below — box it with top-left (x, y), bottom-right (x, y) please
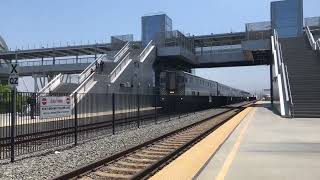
top-left (196, 101), bottom-right (320, 180)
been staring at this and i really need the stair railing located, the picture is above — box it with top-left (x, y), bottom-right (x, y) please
top-left (70, 72), bottom-right (96, 104)
top-left (38, 73), bottom-right (63, 94)
top-left (109, 53), bottom-right (131, 83)
top-left (139, 40), bottom-right (155, 62)
top-left (273, 30), bottom-right (294, 117)
top-left (284, 65), bottom-right (294, 118)
top-left (316, 39), bottom-right (320, 51)
top-left (279, 43), bottom-right (294, 117)
top-left (306, 26), bottom-right (317, 51)
top-left (78, 54), bottom-right (105, 84)
top-left (113, 42), bottom-right (130, 62)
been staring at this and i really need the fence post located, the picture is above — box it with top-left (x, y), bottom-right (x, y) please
top-left (10, 89), bottom-right (16, 163)
top-left (74, 92), bottom-right (78, 146)
top-left (137, 93), bottom-right (140, 128)
top-left (154, 94), bottom-right (157, 124)
top-left (178, 96), bottom-right (181, 119)
top-left (168, 96), bottom-right (171, 121)
top-left (112, 93), bottom-right (115, 135)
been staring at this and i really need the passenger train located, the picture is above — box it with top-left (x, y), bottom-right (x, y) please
top-left (159, 70), bottom-right (251, 98)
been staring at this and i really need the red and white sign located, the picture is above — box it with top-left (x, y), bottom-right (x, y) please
top-left (40, 96), bottom-right (72, 119)
top-left (41, 98), bottom-right (47, 106)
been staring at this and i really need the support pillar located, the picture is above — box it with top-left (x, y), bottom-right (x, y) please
top-left (270, 64), bottom-right (274, 107)
top-left (53, 49), bottom-right (56, 65)
top-left (33, 75), bottom-right (39, 92)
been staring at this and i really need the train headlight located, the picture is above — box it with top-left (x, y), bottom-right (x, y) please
top-left (169, 91), bottom-right (175, 94)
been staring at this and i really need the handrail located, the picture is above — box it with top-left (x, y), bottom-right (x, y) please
top-left (306, 26), bottom-right (317, 50)
top-left (285, 65), bottom-right (294, 117)
top-left (113, 42), bottom-right (130, 62)
top-left (279, 44), bottom-right (289, 101)
top-left (0, 57), bottom-right (95, 67)
top-left (139, 40), bottom-right (154, 62)
top-left (273, 29), bottom-right (294, 117)
top-left (109, 53), bottom-right (131, 83)
top-left (39, 54), bottom-right (104, 93)
top-left (70, 72), bottom-right (96, 98)
top-left (38, 73), bottom-right (63, 93)
top-left (279, 43), bottom-right (294, 117)
top-left (78, 54), bottom-right (104, 83)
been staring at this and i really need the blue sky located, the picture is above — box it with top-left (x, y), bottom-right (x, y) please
top-left (0, 0), bottom-right (319, 93)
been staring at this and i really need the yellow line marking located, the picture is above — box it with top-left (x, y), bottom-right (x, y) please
top-left (215, 108), bottom-right (256, 180)
top-left (150, 107), bottom-right (254, 180)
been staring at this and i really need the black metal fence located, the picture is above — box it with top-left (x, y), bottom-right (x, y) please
top-left (0, 91), bottom-right (247, 162)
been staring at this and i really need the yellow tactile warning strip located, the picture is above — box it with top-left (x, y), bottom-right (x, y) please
top-left (150, 106), bottom-right (254, 180)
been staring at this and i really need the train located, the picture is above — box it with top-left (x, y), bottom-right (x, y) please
top-left (159, 70), bottom-right (251, 97)
top-left (158, 70), bottom-right (253, 111)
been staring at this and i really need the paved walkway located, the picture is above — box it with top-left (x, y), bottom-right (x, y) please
top-left (197, 102), bottom-right (320, 180)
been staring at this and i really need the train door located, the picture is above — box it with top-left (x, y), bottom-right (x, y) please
top-left (166, 71), bottom-right (177, 94)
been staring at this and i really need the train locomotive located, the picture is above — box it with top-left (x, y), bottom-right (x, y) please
top-left (159, 70), bottom-right (252, 110)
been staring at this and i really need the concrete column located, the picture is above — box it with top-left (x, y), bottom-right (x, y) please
top-left (33, 75), bottom-right (39, 92)
top-left (53, 49), bottom-right (56, 65)
top-left (270, 64), bottom-right (274, 107)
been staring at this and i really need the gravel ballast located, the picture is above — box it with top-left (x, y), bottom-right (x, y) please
top-left (0, 108), bottom-right (227, 180)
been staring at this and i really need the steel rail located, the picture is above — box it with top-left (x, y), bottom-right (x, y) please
top-left (52, 102), bottom-right (253, 180)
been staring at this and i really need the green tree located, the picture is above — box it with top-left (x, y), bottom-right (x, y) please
top-left (0, 84), bottom-right (11, 113)
top-left (0, 84), bottom-right (10, 93)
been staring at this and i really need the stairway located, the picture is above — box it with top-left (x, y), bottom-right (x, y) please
top-left (280, 37), bottom-right (320, 117)
top-left (51, 83), bottom-right (79, 94)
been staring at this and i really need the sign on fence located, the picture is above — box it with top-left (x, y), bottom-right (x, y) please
top-left (40, 96), bottom-right (72, 119)
top-left (8, 63), bottom-right (19, 88)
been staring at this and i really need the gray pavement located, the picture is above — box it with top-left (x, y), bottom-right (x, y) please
top-left (196, 101), bottom-right (320, 180)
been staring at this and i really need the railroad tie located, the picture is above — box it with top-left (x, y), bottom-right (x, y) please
top-left (141, 150), bottom-right (169, 156)
top-left (94, 171), bottom-right (131, 179)
top-left (106, 166), bottom-right (138, 174)
top-left (151, 145), bottom-right (177, 150)
top-left (134, 153), bottom-right (163, 159)
top-left (158, 142), bottom-right (185, 146)
top-left (126, 157), bottom-right (156, 164)
top-left (165, 139), bottom-right (190, 144)
top-left (116, 161), bottom-right (148, 168)
top-left (77, 176), bottom-right (94, 180)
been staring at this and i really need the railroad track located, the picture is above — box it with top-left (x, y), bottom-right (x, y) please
top-left (53, 103), bottom-right (251, 180)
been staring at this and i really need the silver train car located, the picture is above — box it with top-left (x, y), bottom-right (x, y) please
top-left (159, 70), bottom-right (250, 98)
